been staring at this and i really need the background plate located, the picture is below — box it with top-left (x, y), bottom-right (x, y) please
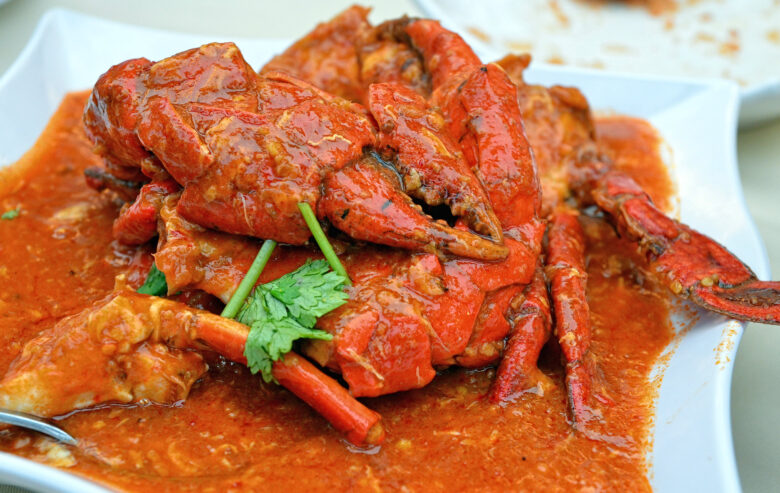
top-left (0, 9), bottom-right (769, 492)
top-left (415, 0), bottom-right (780, 127)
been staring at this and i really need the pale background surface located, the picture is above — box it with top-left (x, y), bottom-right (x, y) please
top-left (0, 1), bottom-right (777, 491)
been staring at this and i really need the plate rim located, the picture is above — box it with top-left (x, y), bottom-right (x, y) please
top-left (413, 0), bottom-right (780, 127)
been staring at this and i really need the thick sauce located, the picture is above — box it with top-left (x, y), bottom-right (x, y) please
top-left (0, 93), bottom-right (675, 491)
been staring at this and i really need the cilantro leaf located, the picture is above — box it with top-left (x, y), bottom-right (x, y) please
top-left (137, 264), bottom-right (168, 296)
top-left (262, 260), bottom-right (350, 328)
top-left (237, 260), bottom-right (346, 382)
top-left (244, 314), bottom-right (333, 383)
top-left (1, 208), bottom-right (20, 220)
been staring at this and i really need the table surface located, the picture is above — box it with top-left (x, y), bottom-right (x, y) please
top-left (0, 1), bottom-right (777, 491)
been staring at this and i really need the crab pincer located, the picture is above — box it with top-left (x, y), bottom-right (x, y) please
top-left (395, 18), bottom-right (548, 366)
top-left (397, 18), bottom-right (546, 265)
top-left (367, 82), bottom-right (504, 243)
top-left (318, 153), bottom-right (509, 261)
top-left (579, 166), bottom-right (780, 324)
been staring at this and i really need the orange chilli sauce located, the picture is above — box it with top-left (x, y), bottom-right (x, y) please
top-left (0, 94), bottom-right (675, 492)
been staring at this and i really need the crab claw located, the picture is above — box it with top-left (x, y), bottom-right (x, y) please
top-left (403, 19), bottom-right (545, 243)
top-left (585, 169), bottom-right (780, 324)
top-left (368, 82), bottom-right (504, 243)
top-left (318, 153), bottom-right (509, 261)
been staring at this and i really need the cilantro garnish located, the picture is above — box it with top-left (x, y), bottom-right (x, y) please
top-left (219, 203), bottom-right (352, 383)
top-left (137, 263), bottom-right (168, 296)
top-left (1, 208), bottom-right (20, 220)
top-left (236, 260), bottom-right (346, 382)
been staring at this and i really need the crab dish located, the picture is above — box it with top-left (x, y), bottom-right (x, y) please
top-left (0, 6), bottom-right (777, 491)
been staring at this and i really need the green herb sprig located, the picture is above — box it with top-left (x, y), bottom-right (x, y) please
top-left (219, 203), bottom-right (351, 382)
top-left (237, 260), bottom-right (346, 381)
top-left (1, 208), bottom-right (20, 220)
top-left (137, 263), bottom-right (168, 296)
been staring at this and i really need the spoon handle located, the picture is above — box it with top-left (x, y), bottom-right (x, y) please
top-left (0, 409), bottom-right (77, 445)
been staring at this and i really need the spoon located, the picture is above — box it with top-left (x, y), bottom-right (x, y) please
top-left (0, 409), bottom-right (77, 445)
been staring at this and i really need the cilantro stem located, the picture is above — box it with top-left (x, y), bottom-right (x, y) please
top-left (297, 202), bottom-right (351, 286)
top-left (221, 239), bottom-right (277, 318)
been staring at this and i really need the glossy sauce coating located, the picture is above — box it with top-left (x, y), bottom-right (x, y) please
top-left (595, 115), bottom-right (675, 212)
top-left (0, 93), bottom-right (674, 491)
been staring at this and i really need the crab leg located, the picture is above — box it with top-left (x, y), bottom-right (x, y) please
top-left (189, 312), bottom-right (385, 445)
top-left (318, 154), bottom-right (509, 261)
top-left (0, 290), bottom-right (384, 446)
top-left (580, 167), bottom-right (780, 324)
top-left (159, 294), bottom-right (386, 446)
top-left (489, 265), bottom-right (552, 401)
top-left (546, 210), bottom-right (605, 426)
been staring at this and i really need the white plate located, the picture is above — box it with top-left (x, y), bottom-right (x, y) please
top-left (0, 9), bottom-right (770, 493)
top-left (415, 0), bottom-right (780, 127)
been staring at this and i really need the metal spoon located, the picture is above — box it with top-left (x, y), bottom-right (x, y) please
top-left (0, 409), bottom-right (77, 445)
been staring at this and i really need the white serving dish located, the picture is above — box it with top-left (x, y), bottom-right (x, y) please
top-left (0, 9), bottom-right (769, 492)
top-left (416, 0), bottom-right (780, 127)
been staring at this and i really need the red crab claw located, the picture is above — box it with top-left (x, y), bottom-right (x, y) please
top-left (0, 287), bottom-right (384, 446)
top-left (137, 95), bottom-right (374, 244)
top-left (318, 153), bottom-right (509, 261)
top-left (404, 20), bottom-right (543, 239)
top-left (368, 82), bottom-right (504, 243)
top-left (546, 210), bottom-right (611, 426)
top-left (112, 179), bottom-right (180, 245)
top-left (579, 165), bottom-right (780, 324)
top-left (386, 20), bottom-right (546, 366)
top-left (444, 63), bottom-right (542, 239)
top-left (489, 265), bottom-right (553, 401)
top-left (397, 18), bottom-right (545, 284)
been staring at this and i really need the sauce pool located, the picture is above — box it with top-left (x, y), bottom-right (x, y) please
top-left (0, 93), bottom-right (675, 491)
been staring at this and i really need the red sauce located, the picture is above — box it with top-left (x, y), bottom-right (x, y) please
top-left (596, 115), bottom-right (675, 213)
top-left (0, 93), bottom-right (675, 491)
